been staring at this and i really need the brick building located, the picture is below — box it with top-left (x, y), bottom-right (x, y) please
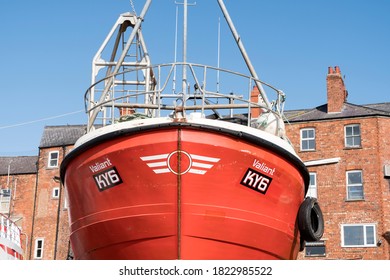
top-left (0, 156), bottom-right (37, 259)
top-left (0, 126), bottom-right (85, 259)
top-left (285, 66), bottom-right (390, 259)
top-left (1, 67), bottom-right (389, 260)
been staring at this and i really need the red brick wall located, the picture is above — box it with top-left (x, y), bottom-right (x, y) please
top-left (377, 117), bottom-right (390, 257)
top-left (30, 146), bottom-right (70, 260)
top-left (286, 116), bottom-right (390, 259)
top-left (0, 173), bottom-right (36, 259)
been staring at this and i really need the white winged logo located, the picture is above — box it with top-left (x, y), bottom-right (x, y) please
top-left (140, 151), bottom-right (220, 175)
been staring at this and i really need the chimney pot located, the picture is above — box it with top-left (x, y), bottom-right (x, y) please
top-left (328, 67), bottom-right (334, 74)
top-left (335, 66), bottom-right (341, 74)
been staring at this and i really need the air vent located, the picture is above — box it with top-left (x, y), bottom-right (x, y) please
top-left (384, 165), bottom-right (390, 178)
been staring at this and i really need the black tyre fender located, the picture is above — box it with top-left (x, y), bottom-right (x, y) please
top-left (297, 197), bottom-right (324, 242)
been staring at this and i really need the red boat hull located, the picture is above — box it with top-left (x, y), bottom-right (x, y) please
top-left (61, 124), bottom-right (308, 259)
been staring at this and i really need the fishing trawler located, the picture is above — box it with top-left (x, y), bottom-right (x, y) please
top-left (60, 0), bottom-right (324, 260)
top-left (0, 214), bottom-right (23, 260)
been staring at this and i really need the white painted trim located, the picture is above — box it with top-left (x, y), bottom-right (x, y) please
top-left (304, 157), bottom-right (341, 167)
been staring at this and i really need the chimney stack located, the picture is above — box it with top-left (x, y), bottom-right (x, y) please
top-left (250, 86), bottom-right (262, 118)
top-left (327, 66), bottom-right (347, 113)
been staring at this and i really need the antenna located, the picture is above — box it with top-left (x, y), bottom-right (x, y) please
top-left (175, 0), bottom-right (196, 96)
top-left (217, 17), bottom-right (221, 93)
top-left (173, 4), bottom-right (179, 93)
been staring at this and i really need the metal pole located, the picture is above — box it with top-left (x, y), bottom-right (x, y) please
top-left (217, 17), bottom-right (221, 93)
top-left (182, 0), bottom-right (188, 96)
top-left (173, 5), bottom-right (179, 93)
top-left (216, 0), bottom-right (271, 109)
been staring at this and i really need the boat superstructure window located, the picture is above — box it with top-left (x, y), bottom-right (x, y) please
top-left (300, 128), bottom-right (316, 151)
top-left (306, 172), bottom-right (317, 198)
top-left (346, 170), bottom-right (364, 200)
top-left (34, 238), bottom-right (44, 259)
top-left (305, 241), bottom-right (326, 257)
top-left (48, 151), bottom-right (59, 168)
top-left (341, 224), bottom-right (376, 247)
top-left (345, 124), bottom-right (361, 148)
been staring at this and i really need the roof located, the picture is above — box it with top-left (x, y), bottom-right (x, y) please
top-left (0, 156), bottom-right (38, 175)
top-left (39, 125), bottom-right (86, 148)
top-left (285, 102), bottom-right (390, 123)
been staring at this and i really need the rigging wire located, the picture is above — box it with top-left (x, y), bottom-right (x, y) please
top-left (0, 110), bottom-right (84, 130)
top-left (130, 0), bottom-right (137, 15)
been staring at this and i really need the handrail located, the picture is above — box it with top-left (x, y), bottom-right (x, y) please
top-left (84, 62), bottom-right (287, 137)
top-left (0, 213), bottom-right (21, 247)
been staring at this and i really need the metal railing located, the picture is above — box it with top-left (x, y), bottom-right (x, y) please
top-left (84, 62), bottom-right (287, 137)
top-left (0, 214), bottom-right (21, 248)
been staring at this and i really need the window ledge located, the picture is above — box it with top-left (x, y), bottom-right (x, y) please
top-left (341, 245), bottom-right (376, 248)
top-left (345, 199), bottom-right (365, 202)
top-left (300, 149), bottom-right (316, 153)
top-left (344, 146), bottom-right (362, 150)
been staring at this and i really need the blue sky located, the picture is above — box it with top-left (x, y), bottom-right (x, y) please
top-left (0, 0), bottom-right (389, 156)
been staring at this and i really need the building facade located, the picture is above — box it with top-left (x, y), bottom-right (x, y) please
top-left (285, 66), bottom-right (390, 259)
top-left (1, 67), bottom-right (389, 260)
top-left (0, 156), bottom-right (37, 259)
top-left (0, 126), bottom-right (86, 259)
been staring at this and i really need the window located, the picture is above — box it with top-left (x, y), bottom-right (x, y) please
top-left (48, 151), bottom-right (59, 168)
top-left (52, 187), bottom-right (60, 199)
top-left (305, 241), bottom-right (326, 257)
top-left (345, 124), bottom-right (361, 148)
top-left (34, 238), bottom-right (44, 259)
top-left (300, 128), bottom-right (315, 151)
top-left (0, 189), bottom-right (11, 213)
top-left (342, 224), bottom-right (376, 247)
top-left (346, 170), bottom-right (364, 200)
top-left (306, 172), bottom-right (317, 198)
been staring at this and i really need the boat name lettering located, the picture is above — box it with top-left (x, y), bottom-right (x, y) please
top-left (240, 168), bottom-right (272, 194)
top-left (253, 159), bottom-right (275, 176)
top-left (93, 166), bottom-right (123, 191)
top-left (89, 158), bottom-right (112, 173)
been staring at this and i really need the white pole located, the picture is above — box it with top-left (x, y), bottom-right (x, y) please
top-left (173, 5), bottom-right (179, 93)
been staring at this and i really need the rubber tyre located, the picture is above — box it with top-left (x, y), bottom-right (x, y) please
top-left (297, 197), bottom-right (324, 242)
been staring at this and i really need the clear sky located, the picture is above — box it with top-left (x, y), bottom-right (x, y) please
top-left (0, 0), bottom-right (389, 156)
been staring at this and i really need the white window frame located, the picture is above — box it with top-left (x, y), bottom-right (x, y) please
top-left (341, 224), bottom-right (376, 247)
top-left (34, 238), bottom-right (44, 259)
top-left (345, 124), bottom-right (361, 148)
top-left (306, 172), bottom-right (317, 198)
top-left (48, 151), bottom-right (59, 168)
top-left (0, 189), bottom-right (11, 213)
top-left (300, 128), bottom-right (316, 151)
top-left (346, 170), bottom-right (364, 200)
top-left (52, 187), bottom-right (60, 199)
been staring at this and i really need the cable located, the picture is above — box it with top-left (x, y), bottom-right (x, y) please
top-left (130, 0), bottom-right (137, 15)
top-left (0, 110), bottom-right (84, 130)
